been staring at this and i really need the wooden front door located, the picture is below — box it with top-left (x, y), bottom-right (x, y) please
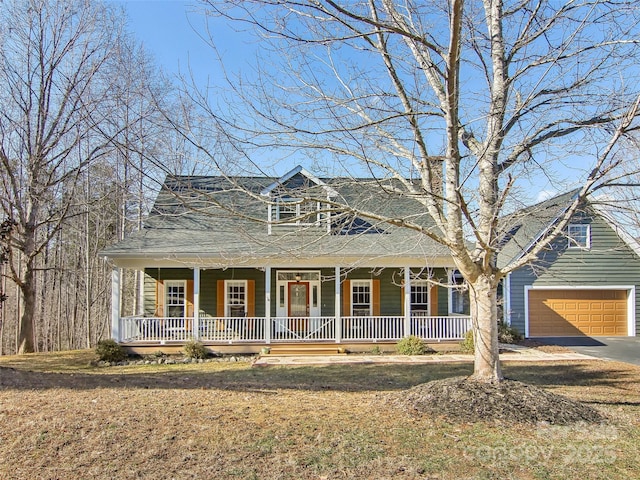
top-left (288, 282), bottom-right (309, 332)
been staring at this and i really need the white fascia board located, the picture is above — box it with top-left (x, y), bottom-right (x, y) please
top-left (260, 165), bottom-right (338, 197)
top-left (105, 254), bottom-right (456, 270)
top-left (505, 200), bottom-right (575, 268)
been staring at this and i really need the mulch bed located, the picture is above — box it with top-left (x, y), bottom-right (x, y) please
top-left (393, 376), bottom-right (605, 425)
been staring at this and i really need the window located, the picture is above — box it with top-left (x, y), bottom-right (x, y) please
top-left (165, 281), bottom-right (186, 317)
top-left (277, 200), bottom-right (297, 222)
top-left (568, 224), bottom-right (590, 249)
top-left (450, 271), bottom-right (470, 315)
top-left (411, 280), bottom-right (429, 315)
top-left (351, 280), bottom-right (371, 316)
top-left (226, 280), bottom-right (247, 317)
top-left (273, 199), bottom-right (320, 225)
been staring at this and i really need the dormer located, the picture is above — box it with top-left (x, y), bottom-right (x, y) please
top-left (261, 166), bottom-right (338, 234)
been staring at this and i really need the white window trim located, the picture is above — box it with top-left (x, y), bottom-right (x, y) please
top-left (165, 280), bottom-right (186, 318)
top-left (273, 198), bottom-right (321, 226)
top-left (568, 223), bottom-right (591, 249)
top-left (410, 279), bottom-right (430, 315)
top-left (448, 270), bottom-right (468, 316)
top-left (351, 279), bottom-right (372, 316)
top-left (225, 280), bottom-right (248, 317)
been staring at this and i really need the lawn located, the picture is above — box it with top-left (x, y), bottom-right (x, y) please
top-left (1, 351), bottom-right (639, 479)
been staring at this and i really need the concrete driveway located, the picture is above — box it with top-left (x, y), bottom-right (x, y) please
top-left (536, 337), bottom-right (640, 366)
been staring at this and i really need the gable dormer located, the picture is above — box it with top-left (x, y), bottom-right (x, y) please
top-left (261, 166), bottom-right (337, 234)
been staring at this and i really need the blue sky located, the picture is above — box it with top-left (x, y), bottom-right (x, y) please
top-left (116, 0), bottom-right (585, 203)
top-left (116, 1), bottom-right (232, 86)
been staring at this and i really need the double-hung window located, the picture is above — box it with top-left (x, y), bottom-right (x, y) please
top-left (351, 280), bottom-right (371, 316)
top-left (274, 198), bottom-right (319, 225)
top-left (568, 224), bottom-right (590, 249)
top-left (165, 281), bottom-right (186, 317)
top-left (226, 280), bottom-right (247, 317)
top-left (411, 280), bottom-right (430, 315)
top-left (450, 271), bottom-right (470, 315)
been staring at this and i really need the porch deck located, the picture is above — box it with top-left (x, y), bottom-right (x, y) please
top-left (117, 315), bottom-right (472, 345)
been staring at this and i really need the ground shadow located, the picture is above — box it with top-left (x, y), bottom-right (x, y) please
top-left (2, 360), bottom-right (638, 401)
top-left (531, 336), bottom-right (606, 347)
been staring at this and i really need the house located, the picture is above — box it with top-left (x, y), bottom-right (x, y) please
top-left (101, 166), bottom-right (471, 353)
top-left (101, 166), bottom-right (640, 354)
top-left (498, 191), bottom-right (640, 338)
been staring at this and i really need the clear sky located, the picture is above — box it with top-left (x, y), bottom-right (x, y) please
top-left (116, 1), bottom-right (234, 86)
top-left (116, 0), bottom-right (584, 203)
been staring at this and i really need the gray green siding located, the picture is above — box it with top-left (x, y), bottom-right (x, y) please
top-left (144, 267), bottom-right (451, 317)
top-left (508, 212), bottom-right (640, 336)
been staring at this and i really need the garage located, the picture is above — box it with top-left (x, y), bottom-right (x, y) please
top-left (528, 289), bottom-right (629, 337)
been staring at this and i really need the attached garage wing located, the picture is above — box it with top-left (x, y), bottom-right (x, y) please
top-left (528, 289), bottom-right (629, 337)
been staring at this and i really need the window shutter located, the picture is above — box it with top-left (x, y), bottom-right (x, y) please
top-left (247, 280), bottom-right (255, 317)
top-left (186, 280), bottom-right (194, 317)
top-left (430, 285), bottom-right (438, 316)
top-left (155, 279), bottom-right (164, 317)
top-left (342, 279), bottom-right (351, 316)
top-left (372, 279), bottom-right (381, 316)
top-left (217, 280), bottom-right (225, 317)
top-left (400, 286), bottom-right (405, 316)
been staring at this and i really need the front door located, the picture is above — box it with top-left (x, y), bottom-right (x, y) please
top-left (288, 282), bottom-right (309, 332)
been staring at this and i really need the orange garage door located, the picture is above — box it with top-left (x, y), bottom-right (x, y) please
top-left (528, 289), bottom-right (628, 336)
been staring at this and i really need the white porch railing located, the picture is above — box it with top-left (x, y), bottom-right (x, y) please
top-left (199, 316), bottom-right (265, 343)
top-left (411, 315), bottom-right (472, 341)
top-left (119, 315), bottom-right (472, 344)
top-left (341, 316), bottom-right (405, 341)
top-left (120, 317), bottom-right (193, 343)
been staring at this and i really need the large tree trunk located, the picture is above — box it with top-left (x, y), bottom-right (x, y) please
top-left (17, 267), bottom-right (36, 354)
top-left (469, 274), bottom-right (503, 382)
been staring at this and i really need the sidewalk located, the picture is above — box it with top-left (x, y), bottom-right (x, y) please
top-left (253, 346), bottom-right (596, 366)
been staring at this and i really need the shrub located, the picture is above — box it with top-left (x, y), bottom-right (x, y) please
top-left (396, 335), bottom-right (428, 355)
top-left (370, 345), bottom-right (383, 355)
top-left (459, 330), bottom-right (475, 354)
top-left (95, 339), bottom-right (127, 362)
top-left (459, 322), bottom-right (523, 353)
top-left (183, 340), bottom-right (208, 359)
top-left (498, 321), bottom-right (523, 344)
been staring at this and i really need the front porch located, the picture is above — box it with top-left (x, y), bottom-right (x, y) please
top-left (117, 314), bottom-right (472, 345)
top-left (110, 264), bottom-right (473, 351)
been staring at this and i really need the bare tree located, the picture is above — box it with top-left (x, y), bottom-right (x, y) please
top-left (184, 0), bottom-right (640, 381)
top-left (0, 0), bottom-right (156, 353)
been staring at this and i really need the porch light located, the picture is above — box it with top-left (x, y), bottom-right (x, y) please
top-left (295, 273), bottom-right (301, 282)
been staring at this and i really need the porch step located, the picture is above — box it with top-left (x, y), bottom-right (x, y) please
top-left (265, 345), bottom-right (346, 356)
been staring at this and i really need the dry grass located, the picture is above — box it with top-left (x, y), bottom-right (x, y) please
top-left (1, 351), bottom-right (639, 479)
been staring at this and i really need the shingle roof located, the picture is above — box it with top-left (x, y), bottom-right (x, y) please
top-left (101, 170), bottom-right (451, 266)
top-left (496, 189), bottom-right (580, 269)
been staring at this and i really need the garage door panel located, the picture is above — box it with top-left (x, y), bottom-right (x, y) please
top-left (529, 289), bottom-right (628, 337)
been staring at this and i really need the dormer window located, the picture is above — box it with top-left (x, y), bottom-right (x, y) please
top-left (262, 166), bottom-right (339, 234)
top-left (273, 198), bottom-right (321, 225)
top-left (276, 199), bottom-right (298, 222)
top-left (568, 224), bottom-right (590, 249)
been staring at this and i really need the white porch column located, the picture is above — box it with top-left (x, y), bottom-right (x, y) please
top-left (265, 267), bottom-right (271, 344)
top-left (404, 267), bottom-right (411, 337)
top-left (193, 267), bottom-right (200, 340)
top-left (335, 266), bottom-right (342, 343)
top-left (111, 267), bottom-right (121, 342)
top-left (503, 273), bottom-right (511, 326)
